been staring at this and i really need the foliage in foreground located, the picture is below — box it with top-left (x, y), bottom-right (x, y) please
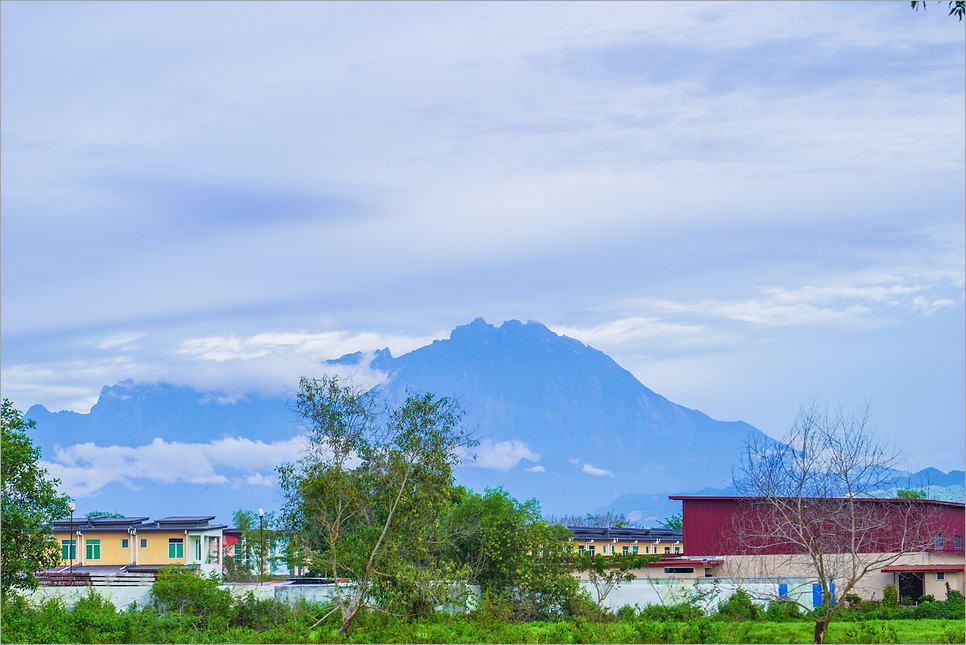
top-left (2, 568), bottom-right (963, 644)
top-left (1, 399), bottom-right (72, 595)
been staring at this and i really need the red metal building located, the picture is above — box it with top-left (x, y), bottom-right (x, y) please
top-left (670, 496), bottom-right (965, 557)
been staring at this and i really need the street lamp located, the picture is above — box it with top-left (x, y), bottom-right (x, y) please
top-left (258, 509), bottom-right (264, 586)
top-left (68, 502), bottom-right (76, 576)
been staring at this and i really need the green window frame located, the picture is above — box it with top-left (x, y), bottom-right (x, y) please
top-left (622, 546), bottom-right (629, 555)
top-left (589, 546), bottom-right (595, 556)
top-left (674, 546), bottom-right (680, 553)
top-left (61, 540), bottom-right (76, 560)
top-left (86, 539), bottom-right (101, 560)
top-left (632, 546), bottom-right (638, 555)
top-left (664, 546), bottom-right (670, 554)
top-left (169, 538), bottom-right (184, 559)
top-left (578, 546), bottom-right (585, 556)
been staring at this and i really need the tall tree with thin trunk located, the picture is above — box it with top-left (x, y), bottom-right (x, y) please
top-left (277, 376), bottom-right (478, 634)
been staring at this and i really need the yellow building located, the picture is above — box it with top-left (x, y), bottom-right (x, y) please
top-left (50, 515), bottom-right (226, 576)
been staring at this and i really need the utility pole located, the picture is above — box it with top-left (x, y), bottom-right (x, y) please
top-left (259, 509), bottom-right (264, 585)
top-left (68, 502), bottom-right (76, 576)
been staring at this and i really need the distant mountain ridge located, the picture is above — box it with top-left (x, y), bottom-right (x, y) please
top-left (23, 318), bottom-right (962, 520)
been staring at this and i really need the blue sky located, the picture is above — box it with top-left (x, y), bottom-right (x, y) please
top-left (2, 1), bottom-right (964, 488)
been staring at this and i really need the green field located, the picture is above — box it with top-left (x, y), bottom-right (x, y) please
top-left (3, 591), bottom-right (964, 645)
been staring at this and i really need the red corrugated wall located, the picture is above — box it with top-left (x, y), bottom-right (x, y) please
top-left (679, 497), bottom-right (965, 557)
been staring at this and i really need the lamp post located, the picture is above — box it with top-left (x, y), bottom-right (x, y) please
top-left (68, 502), bottom-right (76, 576)
top-left (258, 509), bottom-right (264, 586)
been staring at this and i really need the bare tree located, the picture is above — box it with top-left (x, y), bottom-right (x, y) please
top-left (732, 401), bottom-right (940, 644)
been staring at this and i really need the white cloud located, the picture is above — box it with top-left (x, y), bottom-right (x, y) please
top-left (242, 472), bottom-right (276, 487)
top-left (525, 465), bottom-right (545, 473)
top-left (910, 296), bottom-right (956, 316)
top-left (473, 439), bottom-right (540, 472)
top-left (41, 435), bottom-right (308, 498)
top-left (582, 463), bottom-right (614, 477)
top-left (569, 458), bottom-right (581, 466)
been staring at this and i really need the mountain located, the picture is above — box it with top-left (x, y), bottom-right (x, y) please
top-left (349, 318), bottom-right (769, 513)
top-left (19, 318), bottom-right (775, 518)
top-left (27, 379), bottom-right (296, 454)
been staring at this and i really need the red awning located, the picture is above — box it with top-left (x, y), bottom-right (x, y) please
top-left (881, 564), bottom-right (964, 573)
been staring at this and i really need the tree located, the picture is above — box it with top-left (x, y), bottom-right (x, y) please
top-left (575, 552), bottom-right (657, 615)
top-left (733, 401), bottom-right (938, 644)
top-left (895, 488), bottom-right (927, 500)
top-left (658, 512), bottom-right (683, 530)
top-left (444, 487), bottom-right (584, 621)
top-left (225, 509), bottom-right (283, 582)
top-left (1, 400), bottom-right (71, 595)
top-left (277, 376), bottom-right (477, 634)
top-left (911, 0), bottom-right (966, 21)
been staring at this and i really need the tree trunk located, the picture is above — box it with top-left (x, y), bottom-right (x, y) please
top-left (813, 618), bottom-right (828, 644)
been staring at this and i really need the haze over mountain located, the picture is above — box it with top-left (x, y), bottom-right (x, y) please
top-left (25, 318), bottom-right (960, 524)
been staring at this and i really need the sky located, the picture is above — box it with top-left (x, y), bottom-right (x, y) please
top-left (2, 1), bottom-right (964, 496)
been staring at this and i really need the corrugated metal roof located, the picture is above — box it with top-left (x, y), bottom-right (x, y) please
top-left (881, 564), bottom-right (965, 573)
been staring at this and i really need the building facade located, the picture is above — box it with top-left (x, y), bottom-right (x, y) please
top-left (50, 515), bottom-right (226, 576)
top-left (669, 496), bottom-right (965, 601)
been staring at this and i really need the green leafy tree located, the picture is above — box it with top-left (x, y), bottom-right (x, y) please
top-left (277, 375), bottom-right (477, 634)
top-left (445, 487), bottom-right (584, 621)
top-left (911, 1), bottom-right (965, 21)
top-left (227, 509), bottom-right (285, 582)
top-left (1, 400), bottom-right (71, 594)
top-left (86, 511), bottom-right (124, 518)
top-left (658, 512), bottom-right (683, 530)
top-left (895, 488), bottom-right (927, 500)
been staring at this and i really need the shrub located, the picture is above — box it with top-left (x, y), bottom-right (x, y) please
top-left (764, 599), bottom-right (803, 622)
top-left (883, 583), bottom-right (899, 609)
top-left (615, 604), bottom-right (637, 621)
top-left (150, 567), bottom-right (233, 627)
top-left (912, 600), bottom-right (947, 620)
top-left (844, 593), bottom-right (863, 607)
top-left (717, 589), bottom-right (759, 621)
top-left (917, 594), bottom-right (935, 603)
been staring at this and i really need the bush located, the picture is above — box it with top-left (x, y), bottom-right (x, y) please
top-left (764, 599), bottom-right (803, 622)
top-left (150, 567), bottom-right (233, 627)
top-left (913, 601), bottom-right (947, 620)
top-left (716, 589), bottom-right (759, 621)
top-left (883, 583), bottom-right (899, 609)
top-left (917, 594), bottom-right (935, 603)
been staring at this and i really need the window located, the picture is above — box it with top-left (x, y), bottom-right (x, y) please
top-left (937, 572), bottom-right (946, 581)
top-left (61, 540), bottom-right (76, 560)
top-left (86, 539), bottom-right (101, 560)
top-left (195, 539), bottom-right (201, 561)
top-left (140, 538), bottom-right (147, 549)
top-left (935, 533), bottom-right (944, 550)
top-left (956, 535), bottom-right (963, 549)
top-left (632, 546), bottom-right (638, 555)
top-left (664, 546), bottom-right (671, 553)
top-left (644, 546), bottom-right (650, 554)
top-left (664, 567), bottom-right (694, 574)
top-left (578, 546), bottom-right (585, 555)
top-left (588, 546), bottom-right (595, 556)
top-left (622, 546), bottom-right (629, 555)
top-left (601, 545), bottom-right (607, 554)
top-left (121, 538), bottom-right (129, 549)
top-left (674, 546), bottom-right (681, 553)
top-left (169, 538), bottom-right (184, 559)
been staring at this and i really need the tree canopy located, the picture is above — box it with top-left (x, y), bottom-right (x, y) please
top-left (278, 376), bottom-right (478, 633)
top-left (1, 400), bottom-right (71, 595)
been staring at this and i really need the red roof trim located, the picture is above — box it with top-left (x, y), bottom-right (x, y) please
top-left (881, 564), bottom-right (964, 573)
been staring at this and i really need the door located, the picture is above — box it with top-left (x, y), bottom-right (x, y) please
top-left (897, 572), bottom-right (923, 603)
